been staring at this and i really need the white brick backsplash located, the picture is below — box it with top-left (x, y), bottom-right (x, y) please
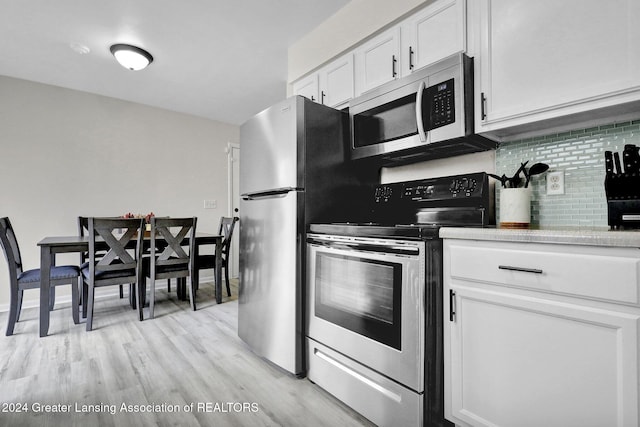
top-left (495, 119), bottom-right (640, 227)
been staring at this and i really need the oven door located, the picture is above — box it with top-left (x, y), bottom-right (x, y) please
top-left (306, 233), bottom-right (425, 392)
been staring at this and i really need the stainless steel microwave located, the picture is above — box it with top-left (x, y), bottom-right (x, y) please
top-left (349, 53), bottom-right (496, 164)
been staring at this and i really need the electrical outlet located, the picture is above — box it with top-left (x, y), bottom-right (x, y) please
top-left (546, 171), bottom-right (565, 195)
top-left (203, 199), bottom-right (217, 209)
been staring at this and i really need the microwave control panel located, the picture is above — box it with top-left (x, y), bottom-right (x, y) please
top-left (425, 78), bottom-right (455, 130)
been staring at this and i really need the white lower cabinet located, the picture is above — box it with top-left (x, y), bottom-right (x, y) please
top-left (443, 239), bottom-right (640, 427)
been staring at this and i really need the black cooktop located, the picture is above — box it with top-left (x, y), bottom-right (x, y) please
top-left (309, 172), bottom-right (493, 240)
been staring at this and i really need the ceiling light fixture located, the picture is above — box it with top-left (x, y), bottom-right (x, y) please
top-left (110, 43), bottom-right (153, 71)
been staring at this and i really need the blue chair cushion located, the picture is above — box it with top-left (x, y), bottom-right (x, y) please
top-left (18, 265), bottom-right (80, 284)
top-left (81, 265), bottom-right (136, 281)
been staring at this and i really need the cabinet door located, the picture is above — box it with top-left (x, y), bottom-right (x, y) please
top-left (402, 0), bottom-right (466, 75)
top-left (292, 73), bottom-right (319, 103)
top-left (445, 285), bottom-right (640, 427)
top-left (319, 54), bottom-right (354, 108)
top-left (477, 0), bottom-right (640, 132)
top-left (355, 27), bottom-right (401, 95)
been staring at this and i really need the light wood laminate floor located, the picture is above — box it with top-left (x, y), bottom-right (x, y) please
top-left (0, 281), bottom-right (374, 427)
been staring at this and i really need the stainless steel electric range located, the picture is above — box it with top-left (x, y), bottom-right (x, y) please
top-left (305, 172), bottom-right (492, 427)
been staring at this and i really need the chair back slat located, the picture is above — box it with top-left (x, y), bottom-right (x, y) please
top-left (150, 217), bottom-right (196, 271)
top-left (88, 218), bottom-right (144, 275)
top-left (78, 216), bottom-right (88, 264)
top-left (0, 217), bottom-right (23, 282)
top-left (217, 217), bottom-right (239, 257)
top-left (79, 216), bottom-right (115, 264)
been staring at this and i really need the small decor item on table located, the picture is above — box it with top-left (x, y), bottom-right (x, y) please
top-left (489, 162), bottom-right (549, 229)
top-left (121, 212), bottom-right (155, 235)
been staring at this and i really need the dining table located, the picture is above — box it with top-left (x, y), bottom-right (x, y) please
top-left (37, 232), bottom-right (223, 337)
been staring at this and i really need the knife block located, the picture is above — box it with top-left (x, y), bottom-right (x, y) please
top-left (605, 173), bottom-right (640, 228)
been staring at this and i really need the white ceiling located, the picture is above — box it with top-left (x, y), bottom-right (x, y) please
top-left (0, 0), bottom-right (350, 125)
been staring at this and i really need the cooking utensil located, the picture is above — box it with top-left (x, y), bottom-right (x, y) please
top-left (488, 173), bottom-right (509, 188)
top-left (508, 161), bottom-right (529, 188)
top-left (524, 163), bottom-right (549, 188)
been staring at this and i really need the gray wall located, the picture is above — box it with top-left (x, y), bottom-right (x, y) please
top-left (0, 75), bottom-right (239, 310)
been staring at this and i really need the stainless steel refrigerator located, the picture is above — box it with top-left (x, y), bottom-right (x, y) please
top-left (238, 96), bottom-right (376, 376)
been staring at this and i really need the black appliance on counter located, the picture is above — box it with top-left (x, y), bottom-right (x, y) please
top-left (306, 172), bottom-right (491, 427)
top-left (605, 145), bottom-right (640, 228)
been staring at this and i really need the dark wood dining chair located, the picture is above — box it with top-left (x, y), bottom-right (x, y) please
top-left (142, 217), bottom-right (197, 319)
top-left (195, 216), bottom-right (238, 297)
top-left (78, 216), bottom-right (130, 306)
top-left (81, 217), bottom-right (144, 331)
top-left (0, 217), bottom-right (80, 335)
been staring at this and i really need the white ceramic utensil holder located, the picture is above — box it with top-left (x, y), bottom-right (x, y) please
top-left (500, 187), bottom-right (531, 228)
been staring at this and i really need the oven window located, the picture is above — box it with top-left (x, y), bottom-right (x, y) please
top-left (353, 93), bottom-right (418, 148)
top-left (314, 252), bottom-right (402, 350)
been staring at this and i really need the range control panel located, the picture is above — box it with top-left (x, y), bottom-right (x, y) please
top-left (374, 172), bottom-right (487, 204)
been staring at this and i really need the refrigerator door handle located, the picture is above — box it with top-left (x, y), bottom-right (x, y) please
top-left (241, 187), bottom-right (302, 200)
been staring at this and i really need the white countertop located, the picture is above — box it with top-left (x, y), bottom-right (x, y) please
top-left (439, 226), bottom-right (640, 248)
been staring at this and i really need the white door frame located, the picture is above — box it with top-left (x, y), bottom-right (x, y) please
top-left (227, 142), bottom-right (240, 278)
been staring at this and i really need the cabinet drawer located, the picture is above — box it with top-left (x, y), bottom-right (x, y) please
top-left (447, 241), bottom-right (640, 305)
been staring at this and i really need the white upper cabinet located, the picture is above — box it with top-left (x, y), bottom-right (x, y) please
top-left (291, 0), bottom-right (468, 104)
top-left (354, 27), bottom-right (401, 95)
top-left (292, 55), bottom-right (353, 109)
top-left (292, 73), bottom-right (319, 103)
top-left (476, 0), bottom-right (640, 137)
top-left (319, 53), bottom-right (354, 108)
top-left (401, 0), bottom-right (466, 76)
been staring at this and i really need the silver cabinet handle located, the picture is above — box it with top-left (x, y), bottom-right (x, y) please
top-left (449, 290), bottom-right (456, 322)
top-left (498, 265), bottom-right (543, 274)
top-left (481, 92), bottom-right (487, 120)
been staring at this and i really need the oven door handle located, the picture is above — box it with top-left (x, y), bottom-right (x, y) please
top-left (416, 81), bottom-right (427, 142)
top-left (308, 237), bottom-right (420, 256)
